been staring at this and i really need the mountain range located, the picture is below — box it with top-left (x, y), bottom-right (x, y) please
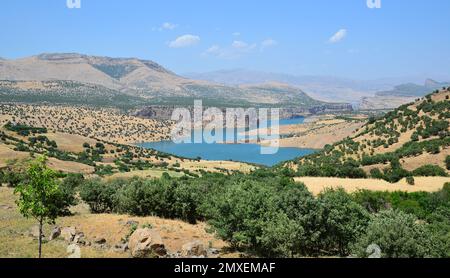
top-left (359, 79), bottom-right (450, 110)
top-left (0, 53), bottom-right (348, 109)
top-left (185, 69), bottom-right (450, 105)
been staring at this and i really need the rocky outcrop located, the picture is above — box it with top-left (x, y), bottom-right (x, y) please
top-left (61, 227), bottom-right (77, 242)
top-left (128, 228), bottom-right (167, 258)
top-left (133, 103), bottom-right (353, 122)
top-left (181, 241), bottom-right (208, 257)
top-left (49, 227), bottom-right (61, 241)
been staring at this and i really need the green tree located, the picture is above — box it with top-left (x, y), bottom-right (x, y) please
top-left (318, 188), bottom-right (370, 256)
top-left (352, 210), bottom-right (444, 258)
top-left (14, 156), bottom-right (63, 258)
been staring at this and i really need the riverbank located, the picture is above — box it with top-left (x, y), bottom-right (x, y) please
top-left (241, 114), bottom-right (367, 149)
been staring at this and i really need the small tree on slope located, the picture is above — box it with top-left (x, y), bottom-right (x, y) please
top-left (14, 156), bottom-right (62, 258)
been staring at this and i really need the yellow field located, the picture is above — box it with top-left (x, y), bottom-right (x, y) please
top-left (295, 176), bottom-right (450, 195)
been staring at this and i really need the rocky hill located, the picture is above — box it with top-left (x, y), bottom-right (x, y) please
top-left (287, 88), bottom-right (450, 182)
top-left (0, 53), bottom-right (351, 110)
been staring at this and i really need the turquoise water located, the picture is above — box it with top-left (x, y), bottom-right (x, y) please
top-left (139, 116), bottom-right (316, 166)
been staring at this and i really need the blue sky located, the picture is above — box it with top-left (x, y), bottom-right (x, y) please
top-left (1, 0), bottom-right (450, 80)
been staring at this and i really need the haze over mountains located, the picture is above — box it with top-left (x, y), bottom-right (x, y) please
top-left (0, 53), bottom-right (344, 109)
top-left (185, 69), bottom-right (449, 104)
top-left (360, 79), bottom-right (450, 110)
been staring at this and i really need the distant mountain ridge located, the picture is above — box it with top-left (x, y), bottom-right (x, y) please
top-left (0, 53), bottom-right (351, 111)
top-left (376, 79), bottom-right (450, 97)
top-left (359, 79), bottom-right (450, 110)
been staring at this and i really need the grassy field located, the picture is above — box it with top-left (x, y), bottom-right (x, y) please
top-left (295, 176), bottom-right (450, 195)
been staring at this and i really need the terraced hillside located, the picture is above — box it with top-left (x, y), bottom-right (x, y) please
top-left (287, 88), bottom-right (450, 183)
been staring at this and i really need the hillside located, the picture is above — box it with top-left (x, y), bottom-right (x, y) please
top-left (287, 88), bottom-right (450, 182)
top-left (0, 80), bottom-right (147, 109)
top-left (0, 53), bottom-right (350, 109)
top-left (185, 69), bottom-right (397, 103)
top-left (359, 79), bottom-right (450, 110)
top-left (0, 108), bottom-right (253, 178)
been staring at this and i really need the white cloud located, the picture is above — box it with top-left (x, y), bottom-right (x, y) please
top-left (205, 45), bottom-right (222, 55)
top-left (232, 40), bottom-right (248, 49)
top-left (329, 29), bottom-right (347, 43)
top-left (161, 22), bottom-right (178, 30)
top-left (232, 32), bottom-right (241, 36)
top-left (169, 34), bottom-right (200, 48)
top-left (152, 22), bottom-right (178, 32)
top-left (261, 39), bottom-right (278, 50)
top-left (204, 39), bottom-right (276, 59)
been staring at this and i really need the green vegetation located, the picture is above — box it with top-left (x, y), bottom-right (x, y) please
top-left (289, 90), bottom-right (449, 182)
top-left (352, 210), bottom-right (446, 258)
top-left (73, 170), bottom-right (450, 258)
top-left (14, 156), bottom-right (75, 258)
top-left (5, 122), bottom-right (47, 136)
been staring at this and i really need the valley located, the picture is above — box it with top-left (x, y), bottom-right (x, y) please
top-left (0, 53), bottom-right (449, 259)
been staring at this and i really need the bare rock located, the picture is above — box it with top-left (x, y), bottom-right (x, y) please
top-left (73, 232), bottom-right (87, 245)
top-left (0, 205), bottom-right (12, 210)
top-left (67, 244), bottom-right (81, 258)
top-left (93, 237), bottom-right (106, 245)
top-left (49, 227), bottom-right (61, 241)
top-left (128, 228), bottom-right (166, 258)
top-left (181, 240), bottom-right (208, 257)
top-left (61, 227), bottom-right (77, 242)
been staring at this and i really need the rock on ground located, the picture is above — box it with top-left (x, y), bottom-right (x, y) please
top-left (181, 240), bottom-right (208, 257)
top-left (49, 227), bottom-right (61, 241)
top-left (128, 228), bottom-right (167, 258)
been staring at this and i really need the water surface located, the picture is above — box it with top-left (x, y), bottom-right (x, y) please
top-left (139, 116), bottom-right (315, 166)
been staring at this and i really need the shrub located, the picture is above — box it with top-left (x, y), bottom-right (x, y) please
top-left (3, 169), bottom-right (26, 187)
top-left (412, 165), bottom-right (448, 177)
top-left (406, 176), bottom-right (415, 185)
top-left (79, 178), bottom-right (123, 213)
top-left (352, 190), bottom-right (391, 213)
top-left (352, 210), bottom-right (445, 258)
top-left (318, 188), bottom-right (371, 256)
top-left (62, 173), bottom-right (85, 190)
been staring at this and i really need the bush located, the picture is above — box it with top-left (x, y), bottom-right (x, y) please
top-left (203, 180), bottom-right (275, 250)
top-left (352, 210), bottom-right (445, 258)
top-left (412, 165), bottom-right (448, 177)
top-left (352, 190), bottom-right (391, 213)
top-left (113, 177), bottom-right (202, 224)
top-left (62, 173), bottom-right (84, 190)
top-left (2, 169), bottom-right (26, 187)
top-left (79, 178), bottom-right (123, 213)
top-left (406, 176), bottom-right (415, 185)
top-left (446, 156), bottom-right (450, 170)
top-left (318, 188), bottom-right (371, 256)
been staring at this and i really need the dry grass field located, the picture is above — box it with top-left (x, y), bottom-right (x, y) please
top-left (0, 187), bottom-right (229, 258)
top-left (295, 176), bottom-right (450, 196)
top-left (179, 160), bottom-right (256, 173)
